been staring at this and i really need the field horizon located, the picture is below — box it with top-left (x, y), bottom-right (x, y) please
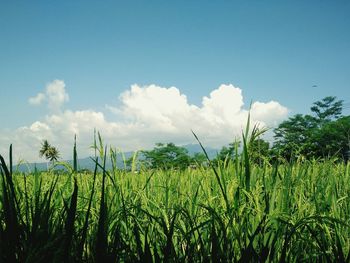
top-left (1, 132), bottom-right (350, 262)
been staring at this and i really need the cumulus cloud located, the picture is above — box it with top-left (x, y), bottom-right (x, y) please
top-left (1, 82), bottom-right (289, 163)
top-left (251, 101), bottom-right (289, 126)
top-left (28, 80), bottom-right (69, 112)
top-left (111, 84), bottom-right (288, 144)
top-left (28, 93), bottom-right (45, 105)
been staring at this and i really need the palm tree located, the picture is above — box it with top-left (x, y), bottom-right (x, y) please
top-left (39, 140), bottom-right (51, 159)
top-left (47, 146), bottom-right (60, 163)
top-left (39, 140), bottom-right (60, 167)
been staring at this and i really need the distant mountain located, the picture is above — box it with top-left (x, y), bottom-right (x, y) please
top-left (182, 144), bottom-right (218, 159)
top-left (14, 144), bottom-right (219, 172)
top-left (14, 153), bottom-right (134, 173)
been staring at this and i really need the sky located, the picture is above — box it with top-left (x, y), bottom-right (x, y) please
top-left (0, 1), bottom-right (349, 162)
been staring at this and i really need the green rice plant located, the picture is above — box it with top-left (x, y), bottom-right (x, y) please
top-left (1, 127), bottom-right (350, 262)
top-left (95, 147), bottom-right (108, 261)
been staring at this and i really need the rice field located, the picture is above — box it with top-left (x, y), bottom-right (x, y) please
top-left (1, 140), bottom-right (350, 262)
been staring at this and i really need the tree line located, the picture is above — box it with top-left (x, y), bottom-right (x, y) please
top-left (39, 96), bottom-right (350, 170)
top-left (273, 96), bottom-right (349, 161)
top-left (139, 96), bottom-right (349, 169)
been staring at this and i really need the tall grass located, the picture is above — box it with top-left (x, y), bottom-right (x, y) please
top-left (1, 135), bottom-right (350, 262)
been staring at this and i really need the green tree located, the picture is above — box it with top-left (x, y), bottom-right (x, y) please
top-left (47, 146), bottom-right (60, 163)
top-left (191, 152), bottom-right (207, 166)
top-left (273, 114), bottom-right (317, 159)
top-left (273, 96), bottom-right (346, 160)
top-left (249, 138), bottom-right (270, 165)
top-left (313, 116), bottom-right (350, 160)
top-left (310, 96), bottom-right (343, 124)
top-left (141, 143), bottom-right (192, 170)
top-left (214, 141), bottom-right (240, 165)
top-left (39, 140), bottom-right (60, 165)
top-left (39, 140), bottom-right (51, 158)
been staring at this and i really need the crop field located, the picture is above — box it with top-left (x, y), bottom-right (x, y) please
top-left (1, 141), bottom-right (350, 262)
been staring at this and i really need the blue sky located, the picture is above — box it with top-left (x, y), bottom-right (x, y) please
top-left (0, 1), bottom-right (349, 161)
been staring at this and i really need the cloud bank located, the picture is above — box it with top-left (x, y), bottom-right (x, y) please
top-left (1, 81), bottom-right (288, 163)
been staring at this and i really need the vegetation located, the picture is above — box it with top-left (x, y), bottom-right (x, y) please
top-left (39, 139), bottom-right (60, 164)
top-left (0, 136), bottom-right (349, 262)
top-left (205, 96), bottom-right (349, 164)
top-left (0, 96), bottom-right (349, 262)
top-left (273, 96), bottom-right (349, 161)
top-left (129, 96), bottom-right (349, 169)
top-left (140, 142), bottom-right (207, 170)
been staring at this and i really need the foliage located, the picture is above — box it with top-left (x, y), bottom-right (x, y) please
top-left (273, 114), bottom-right (317, 159)
top-left (141, 143), bottom-right (192, 170)
top-left (1, 97), bottom-right (349, 261)
top-left (249, 138), bottom-right (270, 165)
top-left (191, 152), bottom-right (207, 166)
top-left (310, 95), bottom-right (344, 123)
top-left (126, 145), bottom-right (207, 171)
top-left (213, 141), bottom-right (240, 164)
top-left (313, 116), bottom-right (350, 160)
top-left (214, 136), bottom-right (270, 166)
top-left (273, 96), bottom-right (349, 160)
top-left (1, 137), bottom-right (350, 262)
top-left (39, 140), bottom-right (60, 163)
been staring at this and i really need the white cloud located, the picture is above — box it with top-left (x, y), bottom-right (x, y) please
top-left (251, 101), bottom-right (289, 126)
top-left (1, 82), bottom-right (289, 163)
top-left (28, 80), bottom-right (69, 112)
top-left (46, 80), bottom-right (69, 112)
top-left (28, 92), bottom-right (45, 105)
